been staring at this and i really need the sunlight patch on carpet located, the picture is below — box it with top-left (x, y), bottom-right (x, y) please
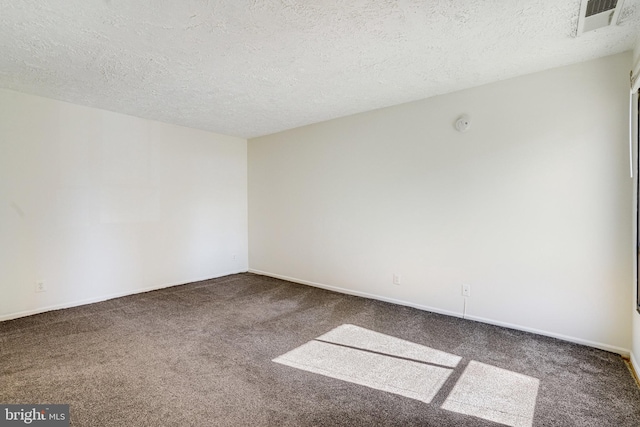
top-left (274, 340), bottom-right (453, 403)
top-left (441, 361), bottom-right (539, 427)
top-left (317, 324), bottom-right (461, 368)
top-left (273, 324), bottom-right (460, 403)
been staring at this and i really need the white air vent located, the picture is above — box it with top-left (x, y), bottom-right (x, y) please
top-left (577, 0), bottom-right (625, 35)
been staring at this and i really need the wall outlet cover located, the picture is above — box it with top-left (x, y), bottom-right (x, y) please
top-left (393, 273), bottom-right (402, 285)
top-left (462, 284), bottom-right (471, 297)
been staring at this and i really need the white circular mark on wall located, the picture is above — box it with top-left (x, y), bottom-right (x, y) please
top-left (455, 115), bottom-right (471, 133)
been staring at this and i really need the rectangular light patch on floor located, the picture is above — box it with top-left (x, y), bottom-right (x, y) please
top-left (317, 324), bottom-right (461, 368)
top-left (441, 361), bottom-right (539, 427)
top-left (273, 324), bottom-right (459, 403)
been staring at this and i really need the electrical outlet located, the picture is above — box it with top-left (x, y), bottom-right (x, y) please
top-left (232, 254), bottom-right (242, 268)
top-left (35, 281), bottom-right (46, 293)
top-left (393, 273), bottom-right (401, 285)
top-left (462, 284), bottom-right (471, 297)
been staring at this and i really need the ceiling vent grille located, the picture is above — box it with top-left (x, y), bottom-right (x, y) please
top-left (585, 0), bottom-right (618, 17)
top-left (577, 0), bottom-right (624, 35)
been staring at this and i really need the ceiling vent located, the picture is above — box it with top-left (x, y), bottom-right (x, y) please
top-left (577, 0), bottom-right (625, 35)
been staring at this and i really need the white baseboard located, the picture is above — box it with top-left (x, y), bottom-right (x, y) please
top-left (630, 352), bottom-right (640, 384)
top-left (463, 314), bottom-right (629, 356)
top-left (249, 269), bottom-right (630, 357)
top-left (248, 268), bottom-right (464, 319)
top-left (0, 269), bottom-right (247, 322)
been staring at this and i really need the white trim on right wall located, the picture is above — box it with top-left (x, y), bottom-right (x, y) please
top-left (632, 56), bottom-right (640, 93)
top-left (630, 352), bottom-right (640, 385)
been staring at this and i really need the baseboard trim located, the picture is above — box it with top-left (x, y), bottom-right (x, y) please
top-left (248, 269), bottom-right (463, 319)
top-left (0, 269), bottom-right (248, 322)
top-left (463, 314), bottom-right (630, 356)
top-left (629, 352), bottom-right (640, 387)
top-left (249, 268), bottom-right (630, 357)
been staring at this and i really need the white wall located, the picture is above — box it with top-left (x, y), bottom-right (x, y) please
top-left (631, 41), bottom-right (640, 371)
top-left (249, 52), bottom-right (633, 354)
top-left (0, 88), bottom-right (248, 320)
top-left (634, 33), bottom-right (640, 68)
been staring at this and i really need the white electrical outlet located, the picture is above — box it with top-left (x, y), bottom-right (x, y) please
top-left (393, 273), bottom-right (402, 285)
top-left (462, 284), bottom-right (471, 297)
top-left (232, 254), bottom-right (241, 268)
top-left (35, 281), bottom-right (46, 293)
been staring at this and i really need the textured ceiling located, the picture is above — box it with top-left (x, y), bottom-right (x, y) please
top-left (0, 0), bottom-right (639, 138)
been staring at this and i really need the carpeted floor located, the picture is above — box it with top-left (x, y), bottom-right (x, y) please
top-left (1, 273), bottom-right (639, 426)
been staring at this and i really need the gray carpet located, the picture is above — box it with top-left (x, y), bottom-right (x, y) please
top-left (1, 273), bottom-right (639, 426)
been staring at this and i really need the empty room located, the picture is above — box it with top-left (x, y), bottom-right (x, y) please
top-left (2, 1), bottom-right (640, 426)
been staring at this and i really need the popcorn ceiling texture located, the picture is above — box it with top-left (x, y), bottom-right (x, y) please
top-left (0, 0), bottom-right (639, 138)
